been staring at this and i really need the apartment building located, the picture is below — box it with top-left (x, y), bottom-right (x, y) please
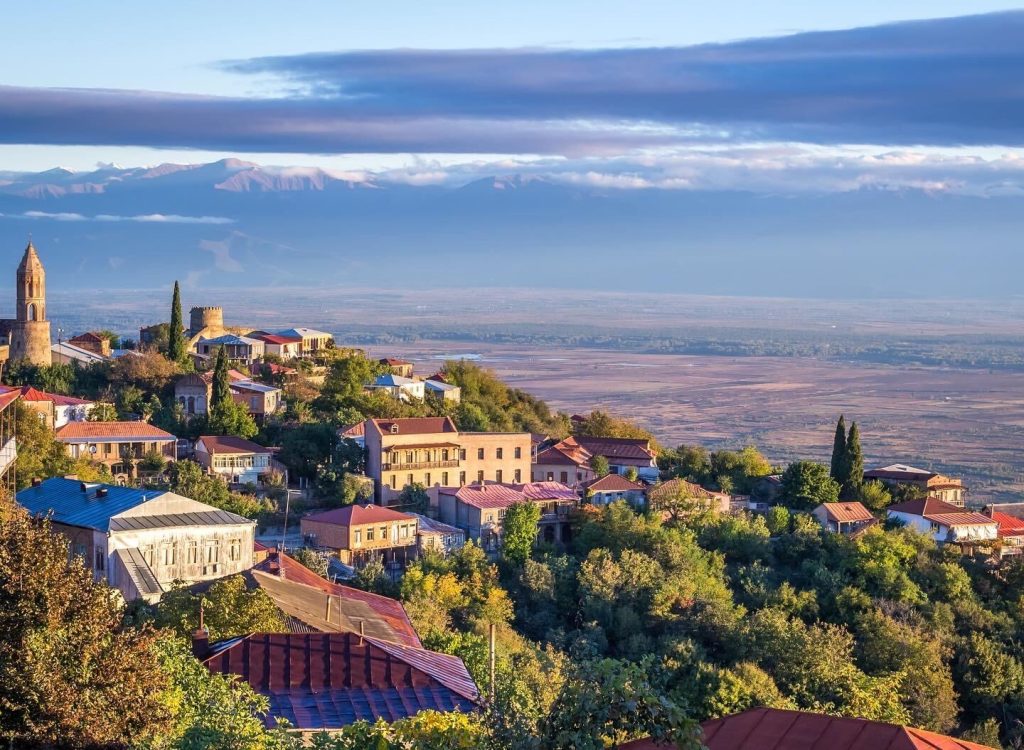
top-left (362, 417), bottom-right (532, 505)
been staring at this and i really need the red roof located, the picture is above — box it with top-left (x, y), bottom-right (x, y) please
top-left (55, 421), bottom-right (176, 441)
top-left (536, 443), bottom-right (589, 467)
top-left (888, 497), bottom-right (994, 527)
top-left (0, 388), bottom-right (20, 411)
top-left (202, 632), bottom-right (477, 730)
top-left (818, 501), bottom-right (874, 524)
top-left (252, 551), bottom-right (421, 649)
top-left (303, 504), bottom-right (415, 526)
top-left (253, 333), bottom-right (303, 345)
top-left (623, 708), bottom-right (995, 750)
top-left (337, 422), bottom-right (365, 439)
top-left (991, 511), bottom-right (1024, 539)
top-left (197, 435), bottom-right (271, 455)
top-left (370, 417), bottom-right (457, 436)
top-left (11, 385), bottom-right (92, 406)
top-left (380, 358), bottom-right (413, 366)
top-left (582, 474), bottom-right (645, 492)
top-left (572, 435), bottom-right (655, 461)
top-left (441, 481), bottom-right (577, 510)
top-left (69, 331), bottom-right (104, 343)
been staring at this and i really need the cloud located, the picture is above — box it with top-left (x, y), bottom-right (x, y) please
top-left (7, 210), bottom-right (234, 224)
top-left (0, 12), bottom-right (1022, 156)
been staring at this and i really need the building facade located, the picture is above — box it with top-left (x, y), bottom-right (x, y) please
top-left (195, 435), bottom-right (282, 486)
top-left (300, 504), bottom-right (418, 566)
top-left (55, 421), bottom-right (176, 483)
top-left (865, 463), bottom-right (967, 506)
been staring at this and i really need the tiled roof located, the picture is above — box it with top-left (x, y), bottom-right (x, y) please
top-left (202, 632), bottom-right (477, 730)
top-left (572, 435), bottom-right (655, 461)
top-left (622, 708), bottom-right (995, 750)
top-left (252, 333), bottom-right (302, 345)
top-left (0, 388), bottom-right (20, 411)
top-left (535, 444), bottom-right (589, 467)
top-left (55, 421), bottom-right (176, 442)
top-left (7, 385), bottom-right (93, 406)
top-left (991, 511), bottom-right (1024, 539)
top-left (648, 478), bottom-right (717, 501)
top-left (303, 504), bottom-right (416, 527)
top-left (582, 474), bottom-right (645, 492)
top-left (69, 331), bottom-right (104, 343)
top-left (442, 481), bottom-right (576, 510)
top-left (370, 417), bottom-right (458, 436)
top-left (197, 435), bottom-right (271, 455)
top-left (888, 497), bottom-right (994, 527)
top-left (410, 513), bottom-right (465, 537)
top-left (251, 551), bottom-right (421, 648)
top-left (338, 422), bottom-right (365, 439)
top-left (818, 501), bottom-right (874, 524)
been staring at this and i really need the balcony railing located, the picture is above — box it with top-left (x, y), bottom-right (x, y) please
top-left (383, 459), bottom-right (460, 471)
top-left (0, 436), bottom-right (16, 476)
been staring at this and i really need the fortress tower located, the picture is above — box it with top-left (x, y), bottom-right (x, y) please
top-left (9, 241), bottom-right (52, 365)
top-left (189, 306), bottom-right (224, 338)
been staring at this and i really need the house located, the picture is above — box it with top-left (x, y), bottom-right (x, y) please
top-left (68, 331), bottom-right (111, 357)
top-left (337, 421), bottom-right (366, 448)
top-left (0, 384), bottom-right (93, 428)
top-left (250, 361), bottom-right (298, 381)
top-left (250, 332), bottom-right (303, 359)
top-left (581, 473), bottom-right (646, 507)
top-left (380, 358), bottom-right (414, 378)
top-left (887, 497), bottom-right (997, 545)
top-left (750, 474), bottom-right (783, 507)
top-left (16, 477), bottom-right (256, 602)
top-left (622, 707), bottom-right (995, 750)
top-left (985, 510), bottom-right (1024, 557)
top-left (812, 501), bottom-right (877, 535)
top-left (410, 513), bottom-right (467, 555)
top-left (301, 504), bottom-right (418, 567)
top-left (174, 371), bottom-right (281, 420)
top-left (424, 378), bottom-right (461, 404)
top-left (51, 340), bottom-right (108, 365)
top-left (362, 417), bottom-right (532, 505)
top-left (199, 631), bottom-right (478, 732)
top-left (0, 387), bottom-right (19, 489)
top-left (533, 435), bottom-right (658, 485)
top-left (195, 334), bottom-right (265, 365)
top-left (366, 374), bottom-right (425, 402)
top-left (55, 421), bottom-right (177, 483)
top-left (865, 463), bottom-right (967, 507)
top-left (195, 435), bottom-right (283, 486)
top-left (437, 481), bottom-right (577, 551)
top-left (276, 327), bottom-right (334, 357)
top-left (647, 478), bottom-right (730, 515)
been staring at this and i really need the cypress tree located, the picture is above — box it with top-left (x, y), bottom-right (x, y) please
top-left (830, 415), bottom-right (847, 483)
top-left (168, 281), bottom-right (185, 362)
top-left (842, 421), bottom-right (865, 499)
top-left (211, 346), bottom-right (231, 411)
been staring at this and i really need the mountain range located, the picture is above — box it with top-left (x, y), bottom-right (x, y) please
top-left (0, 159), bottom-right (1020, 298)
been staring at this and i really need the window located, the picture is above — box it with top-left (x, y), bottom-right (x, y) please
top-left (477, 471), bottom-right (485, 483)
top-left (560, 471), bottom-right (568, 483)
top-left (407, 473), bottom-right (414, 486)
top-left (95, 547), bottom-right (106, 571)
top-left (496, 447), bottom-right (503, 459)
top-left (546, 472), bottom-right (554, 481)
top-left (187, 542), bottom-right (199, 564)
top-left (514, 447), bottom-right (522, 459)
top-left (366, 527), bottom-right (375, 542)
top-left (406, 451), bottom-right (414, 463)
top-left (228, 538), bottom-right (241, 562)
top-left (442, 472), bottom-right (449, 485)
top-left (495, 470), bottom-right (503, 484)
top-left (459, 471), bottom-right (466, 485)
top-left (514, 469), bottom-right (521, 483)
top-left (161, 544), bottom-right (176, 566)
top-left (425, 472), bottom-right (431, 486)
top-left (355, 529), bottom-right (362, 544)
top-left (400, 525), bottom-right (409, 539)
top-left (390, 475), bottom-right (397, 489)
top-left (498, 508), bottom-right (507, 521)
top-left (380, 526), bottom-right (388, 541)
top-left (141, 545), bottom-right (154, 567)
top-left (477, 448), bottom-right (485, 460)
top-left (72, 543), bottom-right (87, 560)
top-left (459, 449), bottom-right (467, 460)
top-left (442, 449), bottom-right (449, 461)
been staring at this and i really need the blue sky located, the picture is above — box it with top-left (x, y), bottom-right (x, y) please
top-left (2, 0), bottom-right (1024, 193)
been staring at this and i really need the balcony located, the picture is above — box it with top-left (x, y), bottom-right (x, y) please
top-left (382, 459), bottom-right (460, 471)
top-left (0, 436), bottom-right (15, 476)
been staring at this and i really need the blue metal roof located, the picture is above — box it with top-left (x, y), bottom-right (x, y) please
top-left (17, 478), bottom-right (161, 532)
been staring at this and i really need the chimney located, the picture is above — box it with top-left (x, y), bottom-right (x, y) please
top-left (192, 603), bottom-right (210, 659)
top-left (325, 595), bottom-right (332, 622)
top-left (358, 619), bottom-right (365, 645)
top-left (31, 477), bottom-right (41, 487)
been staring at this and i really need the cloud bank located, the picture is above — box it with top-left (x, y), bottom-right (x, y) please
top-left (0, 12), bottom-right (1023, 157)
top-left (9, 211), bottom-right (234, 224)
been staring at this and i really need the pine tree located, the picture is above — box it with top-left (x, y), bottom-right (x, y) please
top-left (842, 422), bottom-right (865, 499)
top-left (167, 281), bottom-right (185, 362)
top-left (830, 415), bottom-right (847, 483)
top-left (211, 345), bottom-right (231, 410)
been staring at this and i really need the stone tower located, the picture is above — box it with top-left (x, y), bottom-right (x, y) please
top-left (9, 241), bottom-right (52, 365)
top-left (189, 306), bottom-right (224, 337)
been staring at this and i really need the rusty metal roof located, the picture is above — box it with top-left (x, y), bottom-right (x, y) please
top-left (202, 632), bottom-right (478, 730)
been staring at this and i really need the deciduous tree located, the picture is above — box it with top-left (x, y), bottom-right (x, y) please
top-left (503, 502), bottom-right (542, 565)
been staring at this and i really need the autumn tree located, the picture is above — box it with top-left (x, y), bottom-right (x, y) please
top-left (154, 576), bottom-right (288, 640)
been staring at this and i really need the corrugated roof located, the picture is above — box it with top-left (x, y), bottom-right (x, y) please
top-left (369, 417), bottom-right (458, 436)
top-left (303, 504), bottom-right (416, 527)
top-left (818, 501), bottom-right (874, 524)
top-left (441, 481), bottom-right (577, 509)
top-left (866, 464), bottom-right (936, 481)
top-left (622, 708), bottom-right (996, 750)
top-left (202, 632), bottom-right (477, 730)
top-left (582, 474), bottom-right (645, 492)
top-left (410, 513), bottom-right (464, 537)
top-left (197, 435), bottom-right (272, 455)
top-left (114, 547), bottom-right (163, 597)
top-left (888, 498), bottom-right (994, 527)
top-left (55, 421), bottom-right (176, 442)
top-left (991, 511), bottom-right (1024, 538)
top-left (372, 374), bottom-right (418, 387)
top-left (109, 509), bottom-right (252, 532)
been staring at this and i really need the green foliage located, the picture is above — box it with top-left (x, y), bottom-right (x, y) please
top-left (293, 547), bottom-right (330, 578)
top-left (208, 397), bottom-right (259, 439)
top-left (842, 422), bottom-right (865, 499)
top-left (166, 459), bottom-right (272, 519)
top-left (830, 415), bottom-right (847, 483)
top-left (89, 401), bottom-right (119, 421)
top-left (780, 461), bottom-right (840, 510)
top-left (444, 359), bottom-right (567, 435)
top-left (589, 454), bottom-right (610, 478)
top-left (154, 576), bottom-right (288, 640)
top-left (13, 401), bottom-right (110, 487)
top-left (303, 711), bottom-right (486, 749)
top-left (211, 346), bottom-right (232, 410)
top-left (167, 281), bottom-right (186, 363)
top-left (571, 409), bottom-right (656, 445)
top-left (278, 423), bottom-right (338, 482)
top-left (503, 502), bottom-right (542, 566)
top-left (857, 480), bottom-right (892, 512)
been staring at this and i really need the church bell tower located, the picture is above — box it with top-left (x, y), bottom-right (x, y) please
top-left (9, 241), bottom-right (52, 365)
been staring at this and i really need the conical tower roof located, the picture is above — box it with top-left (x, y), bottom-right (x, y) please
top-left (18, 240), bottom-right (44, 274)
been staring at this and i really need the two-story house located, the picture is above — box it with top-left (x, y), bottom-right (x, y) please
top-left (17, 477), bottom-right (255, 602)
top-left (362, 417), bottom-right (532, 505)
top-left (379, 358), bottom-right (414, 378)
top-left (0, 384), bottom-right (94, 428)
top-left (55, 421), bottom-right (176, 483)
top-left (195, 435), bottom-right (283, 486)
top-left (366, 374), bottom-right (425, 402)
top-left (581, 473), bottom-right (647, 507)
top-left (887, 497), bottom-right (996, 545)
top-left (250, 332), bottom-right (303, 359)
top-left (533, 435), bottom-right (658, 485)
top-left (300, 504), bottom-right (418, 566)
top-left (276, 327), bottom-right (334, 357)
top-left (195, 334), bottom-right (266, 365)
top-left (437, 480), bottom-right (577, 551)
top-left (865, 463), bottom-right (967, 506)
top-left (174, 371), bottom-right (281, 421)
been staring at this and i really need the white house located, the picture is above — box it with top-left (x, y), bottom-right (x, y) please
top-left (425, 379), bottom-right (462, 403)
top-left (887, 497), bottom-right (996, 544)
top-left (250, 332), bottom-right (303, 359)
top-left (196, 334), bottom-right (265, 365)
top-left (276, 327), bottom-right (334, 357)
top-left (195, 435), bottom-right (281, 486)
top-left (367, 374), bottom-right (426, 402)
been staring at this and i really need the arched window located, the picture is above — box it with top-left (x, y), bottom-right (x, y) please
top-left (27, 303), bottom-right (36, 321)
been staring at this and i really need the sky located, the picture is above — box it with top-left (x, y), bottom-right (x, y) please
top-left (2, 1), bottom-right (1024, 195)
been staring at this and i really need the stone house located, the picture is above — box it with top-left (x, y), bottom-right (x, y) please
top-left (865, 463), bottom-right (967, 506)
top-left (55, 421), bottom-right (177, 483)
top-left (68, 331), bottom-right (112, 356)
top-left (581, 473), bottom-right (646, 507)
top-left (300, 504), bottom-right (418, 566)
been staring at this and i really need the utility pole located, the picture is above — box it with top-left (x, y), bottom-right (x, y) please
top-left (489, 622), bottom-right (496, 705)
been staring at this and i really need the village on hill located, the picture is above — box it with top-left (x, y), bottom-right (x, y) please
top-left (1, 240), bottom-right (1019, 750)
